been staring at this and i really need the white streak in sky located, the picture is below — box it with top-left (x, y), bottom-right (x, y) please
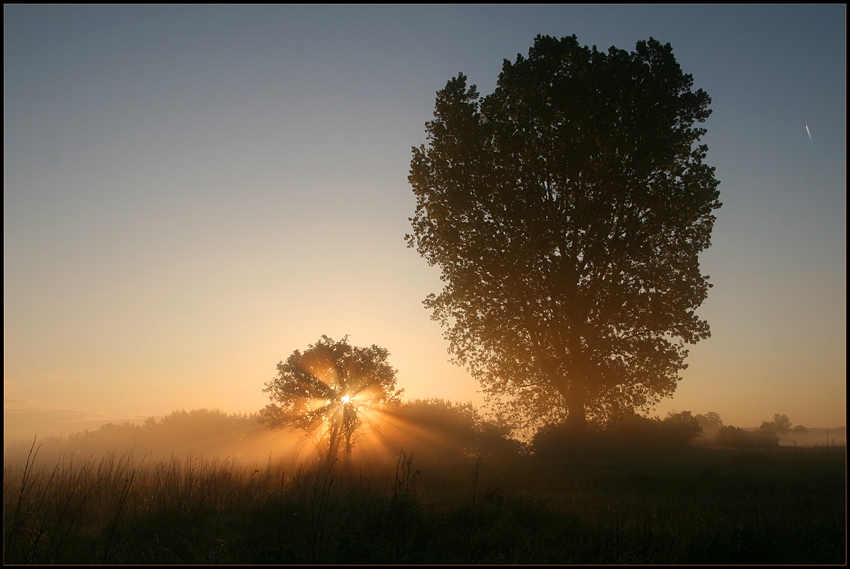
top-left (806, 124), bottom-right (812, 141)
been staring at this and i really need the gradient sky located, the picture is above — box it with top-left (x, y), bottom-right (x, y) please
top-left (4, 5), bottom-right (846, 444)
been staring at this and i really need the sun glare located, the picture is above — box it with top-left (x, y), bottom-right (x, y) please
top-left (342, 395), bottom-right (351, 404)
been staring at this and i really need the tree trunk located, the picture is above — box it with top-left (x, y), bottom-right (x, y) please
top-left (344, 434), bottom-right (353, 460)
top-left (325, 419), bottom-right (341, 467)
top-left (564, 389), bottom-right (587, 432)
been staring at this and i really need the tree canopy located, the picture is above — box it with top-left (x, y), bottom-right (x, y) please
top-left (760, 413), bottom-right (793, 433)
top-left (695, 411), bottom-right (724, 437)
top-left (260, 335), bottom-right (403, 464)
top-left (407, 35), bottom-right (721, 433)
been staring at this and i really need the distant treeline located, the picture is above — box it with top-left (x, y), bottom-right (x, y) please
top-left (693, 412), bottom-right (845, 449)
top-left (5, 404), bottom-right (844, 469)
top-left (4, 409), bottom-right (274, 467)
top-left (3, 400), bottom-right (521, 469)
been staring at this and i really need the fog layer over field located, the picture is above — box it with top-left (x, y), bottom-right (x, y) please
top-left (5, 404), bottom-right (844, 472)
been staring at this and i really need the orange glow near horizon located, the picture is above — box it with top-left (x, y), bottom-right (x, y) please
top-left (350, 407), bottom-right (469, 465)
top-left (3, 6), bottom-right (845, 450)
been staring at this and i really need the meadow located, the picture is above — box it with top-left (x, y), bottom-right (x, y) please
top-left (4, 436), bottom-right (845, 564)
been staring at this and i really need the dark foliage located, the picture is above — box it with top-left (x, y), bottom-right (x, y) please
top-left (694, 411), bottom-right (724, 439)
top-left (377, 398), bottom-right (524, 465)
top-left (716, 425), bottom-right (780, 450)
top-left (260, 335), bottom-right (402, 465)
top-left (532, 410), bottom-right (702, 460)
top-left (4, 443), bottom-right (844, 564)
top-left (759, 413), bottom-right (793, 433)
top-left (407, 35), bottom-right (721, 433)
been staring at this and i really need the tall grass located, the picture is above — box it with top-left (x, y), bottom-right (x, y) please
top-left (4, 441), bottom-right (845, 564)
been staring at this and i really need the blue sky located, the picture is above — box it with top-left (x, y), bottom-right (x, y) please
top-left (4, 5), bottom-right (845, 442)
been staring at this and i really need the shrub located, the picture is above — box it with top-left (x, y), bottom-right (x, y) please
top-left (716, 426), bottom-right (779, 450)
top-left (531, 410), bottom-right (702, 460)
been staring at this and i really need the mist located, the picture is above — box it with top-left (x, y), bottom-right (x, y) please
top-left (4, 401), bottom-right (845, 564)
top-left (4, 400), bottom-right (515, 472)
top-left (4, 399), bottom-right (846, 461)
top-left (5, 402), bottom-right (844, 471)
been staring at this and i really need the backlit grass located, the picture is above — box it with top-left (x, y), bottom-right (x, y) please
top-left (4, 441), bottom-right (844, 564)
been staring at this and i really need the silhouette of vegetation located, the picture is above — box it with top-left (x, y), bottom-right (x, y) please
top-left (376, 398), bottom-right (523, 466)
top-left (260, 335), bottom-right (403, 466)
top-left (716, 425), bottom-right (779, 450)
top-left (4, 436), bottom-right (843, 563)
top-left (532, 410), bottom-right (702, 460)
top-left (3, 405), bottom-right (844, 564)
top-left (407, 35), bottom-right (721, 434)
top-left (659, 410), bottom-right (703, 444)
top-left (694, 411), bottom-right (724, 439)
top-left (759, 413), bottom-right (793, 433)
top-left (3, 409), bottom-right (275, 467)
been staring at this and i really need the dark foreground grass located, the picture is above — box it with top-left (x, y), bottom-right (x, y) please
top-left (4, 443), bottom-right (845, 564)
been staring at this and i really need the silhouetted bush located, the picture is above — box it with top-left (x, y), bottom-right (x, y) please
top-left (716, 425), bottom-right (779, 450)
top-left (377, 399), bottom-right (522, 464)
top-left (476, 416), bottom-right (525, 459)
top-left (694, 411), bottom-right (724, 439)
top-left (532, 411), bottom-right (702, 459)
top-left (750, 428), bottom-right (780, 448)
top-left (660, 411), bottom-right (703, 445)
top-left (531, 422), bottom-right (604, 460)
top-left (609, 410), bottom-right (701, 452)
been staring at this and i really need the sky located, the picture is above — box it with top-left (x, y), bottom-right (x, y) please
top-left (4, 5), bottom-right (846, 444)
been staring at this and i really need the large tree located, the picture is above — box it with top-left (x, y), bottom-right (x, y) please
top-left (260, 335), bottom-right (403, 464)
top-left (406, 35), bottom-right (721, 432)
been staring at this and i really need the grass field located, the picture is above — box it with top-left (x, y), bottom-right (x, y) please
top-left (4, 440), bottom-right (845, 564)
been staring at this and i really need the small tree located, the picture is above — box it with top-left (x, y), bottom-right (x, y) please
top-left (716, 425), bottom-right (753, 449)
top-left (772, 413), bottom-right (792, 433)
top-left (760, 413), bottom-right (793, 434)
top-left (260, 335), bottom-right (403, 466)
top-left (717, 425), bottom-right (779, 450)
top-left (695, 411), bottom-right (723, 438)
top-left (661, 410), bottom-right (702, 445)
